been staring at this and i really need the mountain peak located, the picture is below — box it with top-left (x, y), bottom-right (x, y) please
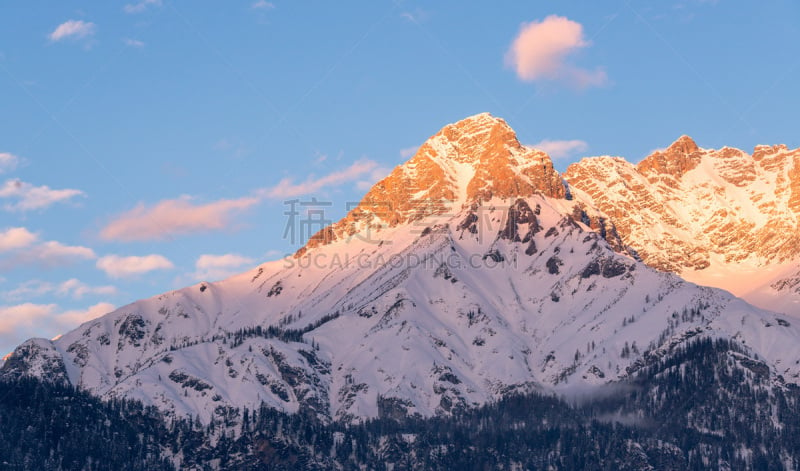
top-left (427, 112), bottom-right (518, 164)
top-left (298, 114), bottom-right (566, 255)
top-left (667, 135), bottom-right (700, 154)
top-left (636, 134), bottom-right (703, 178)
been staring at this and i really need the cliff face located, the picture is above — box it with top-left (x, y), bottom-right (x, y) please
top-left (564, 138), bottom-right (800, 274)
top-left (299, 113), bottom-right (565, 255)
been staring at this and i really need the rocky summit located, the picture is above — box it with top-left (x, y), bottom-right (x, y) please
top-left (3, 114), bottom-right (800, 469)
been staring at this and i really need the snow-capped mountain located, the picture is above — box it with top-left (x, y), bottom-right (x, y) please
top-left (3, 113), bottom-right (800, 426)
top-left (564, 136), bottom-right (800, 314)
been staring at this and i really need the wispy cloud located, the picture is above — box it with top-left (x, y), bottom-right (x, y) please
top-left (56, 278), bottom-right (118, 299)
top-left (96, 254), bottom-right (174, 278)
top-left (399, 146), bottom-right (418, 159)
top-left (1, 280), bottom-right (53, 301)
top-left (0, 179), bottom-right (84, 212)
top-left (0, 227), bottom-right (38, 252)
top-left (100, 196), bottom-right (259, 241)
top-left (0, 240), bottom-right (96, 270)
top-left (49, 20), bottom-right (96, 42)
top-left (356, 166), bottom-right (390, 191)
top-left (0, 153), bottom-right (20, 174)
top-left (400, 8), bottom-right (430, 24)
top-left (0, 302), bottom-right (115, 349)
top-left (57, 302), bottom-right (116, 326)
top-left (530, 139), bottom-right (589, 160)
top-left (124, 0), bottom-right (162, 14)
top-left (2, 278), bottom-right (117, 302)
top-left (251, 1), bottom-right (275, 10)
top-left (193, 253), bottom-right (254, 281)
top-left (123, 38), bottom-right (145, 48)
top-left (57, 302), bottom-right (115, 326)
top-left (214, 137), bottom-right (249, 159)
top-left (505, 15), bottom-right (607, 89)
top-left (260, 160), bottom-right (379, 199)
top-left (102, 158), bottom-right (382, 241)
top-left (18, 241), bottom-right (95, 266)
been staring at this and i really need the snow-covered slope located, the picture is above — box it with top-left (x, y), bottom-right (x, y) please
top-left (564, 137), bottom-right (800, 315)
top-left (3, 114), bottom-right (799, 425)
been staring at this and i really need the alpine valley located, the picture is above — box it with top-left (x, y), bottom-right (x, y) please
top-left (3, 114), bottom-right (800, 470)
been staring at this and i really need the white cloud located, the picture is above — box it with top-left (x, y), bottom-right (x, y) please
top-left (100, 195), bottom-right (259, 241)
top-left (0, 179), bottom-right (84, 212)
top-left (0, 153), bottom-right (20, 174)
top-left (0, 227), bottom-right (38, 252)
top-left (251, 1), bottom-right (275, 9)
top-left (49, 20), bottom-right (96, 42)
top-left (96, 254), bottom-right (174, 278)
top-left (260, 159), bottom-right (379, 199)
top-left (123, 38), bottom-right (145, 48)
top-left (124, 0), bottom-right (162, 14)
top-left (505, 15), bottom-right (607, 89)
top-left (193, 253), bottom-right (254, 281)
top-left (530, 139), bottom-right (589, 160)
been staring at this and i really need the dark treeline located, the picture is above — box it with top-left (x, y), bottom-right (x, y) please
top-left (1, 338), bottom-right (798, 470)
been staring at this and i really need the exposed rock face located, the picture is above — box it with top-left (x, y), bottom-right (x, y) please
top-left (4, 114), bottom-right (800, 428)
top-left (299, 113), bottom-right (565, 255)
top-left (636, 135), bottom-right (703, 179)
top-left (564, 138), bottom-right (800, 274)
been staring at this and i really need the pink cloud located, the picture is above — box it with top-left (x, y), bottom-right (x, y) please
top-left (0, 303), bottom-right (53, 334)
top-left (505, 15), bottom-right (607, 89)
top-left (260, 160), bottom-right (379, 199)
top-left (96, 254), bottom-right (174, 278)
top-left (0, 153), bottom-right (20, 174)
top-left (399, 146), bottom-right (418, 159)
top-left (196, 253), bottom-right (254, 270)
top-left (57, 302), bottom-right (116, 326)
top-left (123, 0), bottom-right (162, 14)
top-left (251, 0), bottom-right (275, 10)
top-left (193, 253), bottom-right (255, 281)
top-left (56, 278), bottom-right (118, 299)
top-left (0, 302), bottom-right (115, 348)
top-left (530, 139), bottom-right (589, 159)
top-left (0, 179), bottom-right (85, 212)
top-left (0, 227), bottom-right (38, 252)
top-left (49, 20), bottom-right (96, 41)
top-left (32, 241), bottom-right (95, 262)
top-left (100, 196), bottom-right (259, 241)
top-left (1, 278), bottom-right (116, 302)
top-left (0, 240), bottom-right (96, 270)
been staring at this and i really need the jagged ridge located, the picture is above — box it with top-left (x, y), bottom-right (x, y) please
top-left (2, 114), bottom-right (800, 428)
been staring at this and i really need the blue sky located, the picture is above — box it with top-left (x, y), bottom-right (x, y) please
top-left (1, 0), bottom-right (798, 354)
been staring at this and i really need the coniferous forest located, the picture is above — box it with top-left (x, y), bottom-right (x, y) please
top-left (1, 338), bottom-right (799, 470)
